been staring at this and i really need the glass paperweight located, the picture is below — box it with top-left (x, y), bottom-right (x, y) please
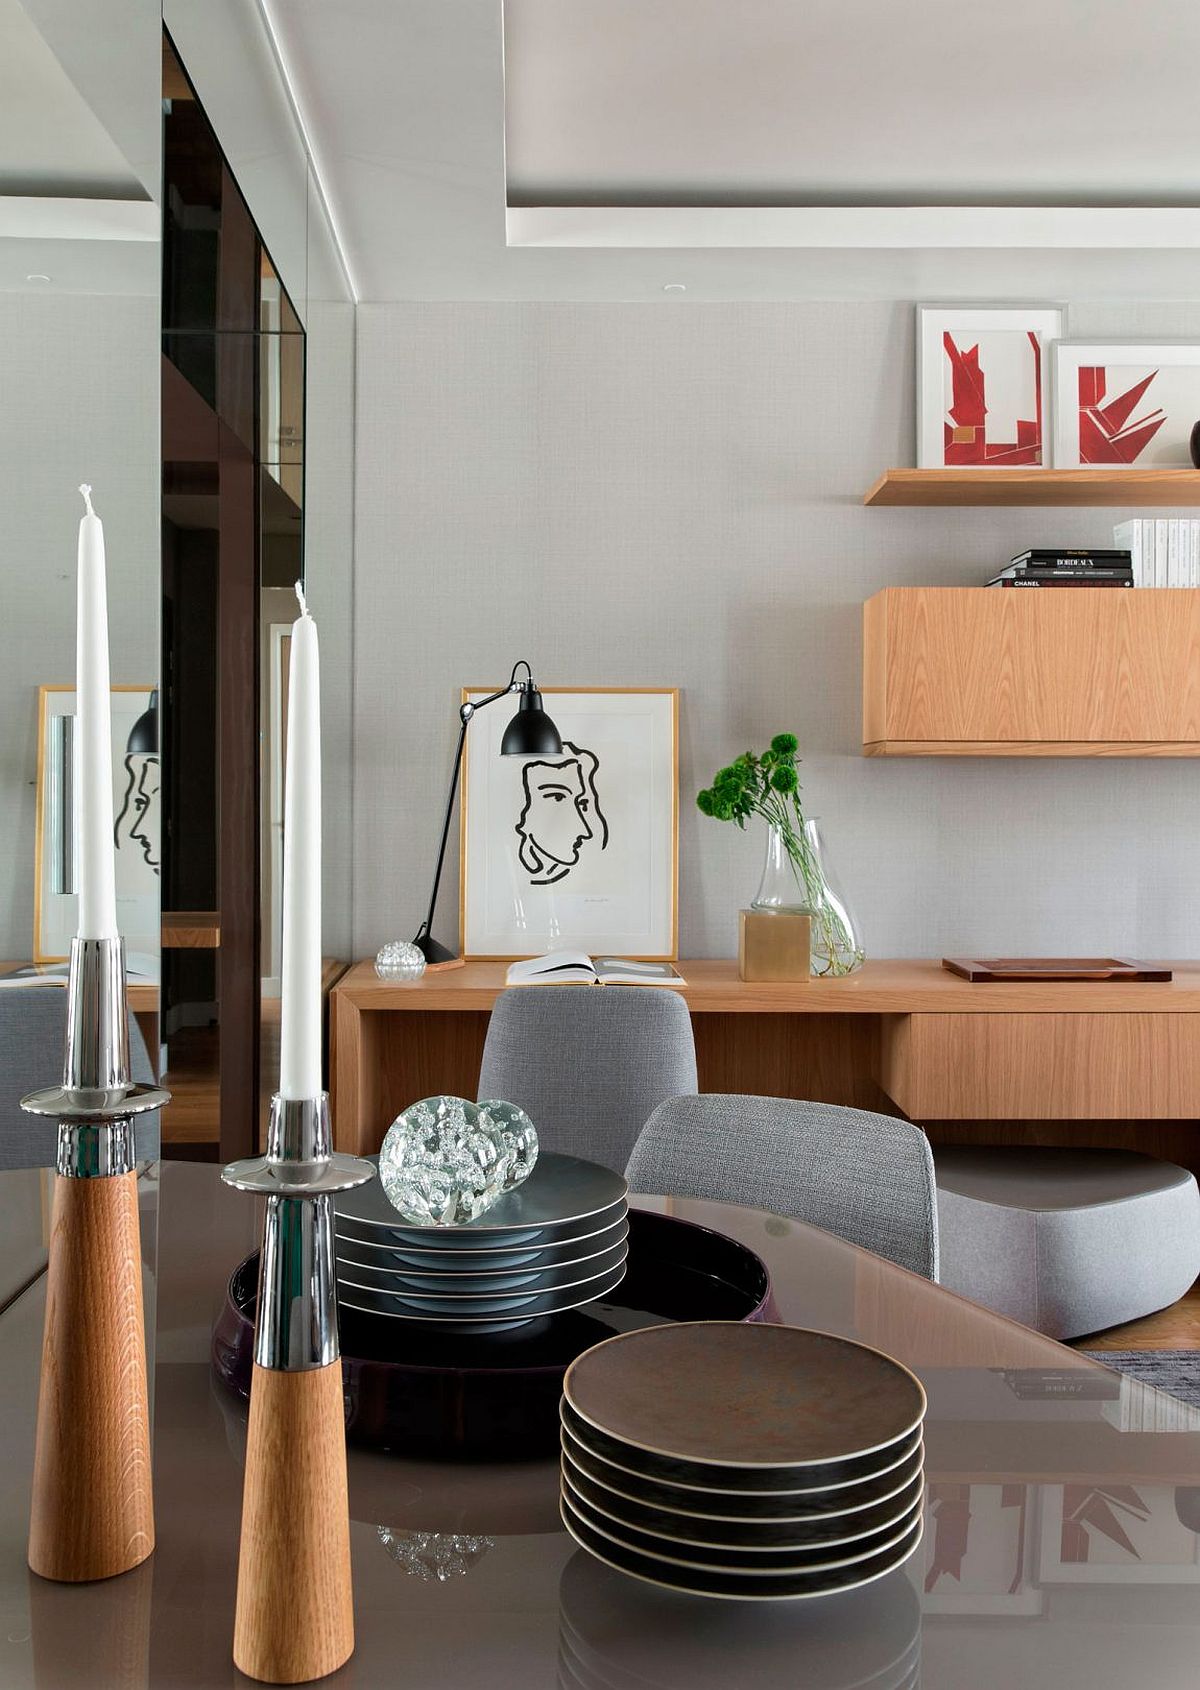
top-left (379, 1094), bottom-right (539, 1225)
top-left (479, 1097), bottom-right (540, 1189)
top-left (375, 939), bottom-right (427, 981)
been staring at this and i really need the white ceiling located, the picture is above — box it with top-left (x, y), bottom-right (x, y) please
top-left (0, 0), bottom-right (155, 296)
top-left (268, 0), bottom-right (1200, 302)
top-left (504, 0), bottom-right (1200, 208)
top-left (0, 0), bottom-right (145, 199)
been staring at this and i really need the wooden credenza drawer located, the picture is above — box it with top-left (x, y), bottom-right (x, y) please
top-left (878, 1013), bottom-right (1200, 1119)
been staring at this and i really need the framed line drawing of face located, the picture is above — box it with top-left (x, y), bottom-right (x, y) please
top-left (461, 687), bottom-right (678, 959)
top-left (35, 684), bottom-right (160, 972)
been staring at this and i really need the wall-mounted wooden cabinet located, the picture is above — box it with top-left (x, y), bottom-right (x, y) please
top-left (863, 587), bottom-right (1200, 756)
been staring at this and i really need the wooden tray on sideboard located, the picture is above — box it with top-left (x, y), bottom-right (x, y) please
top-left (942, 957), bottom-right (1173, 983)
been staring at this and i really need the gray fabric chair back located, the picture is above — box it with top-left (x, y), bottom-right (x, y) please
top-left (0, 989), bottom-right (159, 1168)
top-left (626, 1094), bottom-right (938, 1279)
top-left (477, 987), bottom-right (698, 1172)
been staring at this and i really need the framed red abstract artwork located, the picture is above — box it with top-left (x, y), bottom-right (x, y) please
top-left (917, 304), bottom-right (1065, 469)
top-left (1052, 341), bottom-right (1200, 467)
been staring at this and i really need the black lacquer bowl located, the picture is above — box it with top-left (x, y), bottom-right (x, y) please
top-left (211, 1209), bottom-right (773, 1460)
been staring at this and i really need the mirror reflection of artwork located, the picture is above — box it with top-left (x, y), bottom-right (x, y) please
top-left (114, 691), bottom-right (160, 874)
top-left (462, 688), bottom-right (677, 960)
top-left (515, 741), bottom-right (609, 885)
top-left (35, 685), bottom-right (160, 974)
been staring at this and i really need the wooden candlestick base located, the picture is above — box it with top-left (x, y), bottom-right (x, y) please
top-left (233, 1361), bottom-right (354, 1684)
top-left (28, 1171), bottom-right (154, 1583)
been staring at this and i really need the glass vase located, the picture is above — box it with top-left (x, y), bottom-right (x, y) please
top-left (751, 817), bottom-right (864, 977)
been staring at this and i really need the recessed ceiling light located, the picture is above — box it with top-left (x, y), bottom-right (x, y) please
top-left (662, 282), bottom-right (686, 292)
top-left (25, 273), bottom-right (51, 283)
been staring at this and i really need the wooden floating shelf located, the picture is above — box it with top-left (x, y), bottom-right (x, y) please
top-left (863, 587), bottom-right (1200, 757)
top-left (161, 910), bottom-right (221, 950)
top-left (864, 468), bottom-right (1200, 507)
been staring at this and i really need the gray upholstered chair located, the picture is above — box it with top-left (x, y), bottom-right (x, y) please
top-left (0, 989), bottom-right (159, 1168)
top-left (477, 986), bottom-right (698, 1172)
top-left (935, 1145), bottom-right (1200, 1340)
top-left (625, 1094), bottom-right (938, 1279)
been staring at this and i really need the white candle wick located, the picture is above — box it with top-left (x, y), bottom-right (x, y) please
top-left (294, 579), bottom-right (309, 618)
top-left (79, 483), bottom-right (95, 517)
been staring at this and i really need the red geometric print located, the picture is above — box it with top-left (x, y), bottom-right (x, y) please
top-left (1077, 367), bottom-right (1167, 463)
top-left (942, 330), bottom-right (1043, 464)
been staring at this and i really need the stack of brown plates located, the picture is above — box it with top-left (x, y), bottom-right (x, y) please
top-left (560, 1322), bottom-right (925, 1600)
top-left (334, 1153), bottom-right (629, 1334)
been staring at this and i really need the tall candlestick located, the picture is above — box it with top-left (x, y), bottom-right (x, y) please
top-left (75, 485), bottom-right (118, 939)
top-left (278, 582), bottom-right (322, 1099)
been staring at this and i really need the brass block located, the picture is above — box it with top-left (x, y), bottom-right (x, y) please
top-left (738, 910), bottom-right (812, 982)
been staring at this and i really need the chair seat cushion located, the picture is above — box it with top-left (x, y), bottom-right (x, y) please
top-left (934, 1146), bottom-right (1200, 1341)
top-left (936, 1145), bottom-right (1193, 1210)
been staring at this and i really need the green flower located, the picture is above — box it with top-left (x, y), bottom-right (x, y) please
top-left (769, 764), bottom-right (799, 794)
top-left (713, 764), bottom-right (743, 794)
top-left (696, 788), bottom-right (716, 816)
top-left (711, 794), bottom-right (736, 821)
top-left (770, 731), bottom-right (799, 757)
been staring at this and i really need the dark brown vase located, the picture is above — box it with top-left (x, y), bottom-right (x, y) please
top-left (1191, 420), bottom-right (1200, 468)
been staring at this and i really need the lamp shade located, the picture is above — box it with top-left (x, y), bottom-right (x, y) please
top-left (501, 686), bottom-right (562, 757)
top-left (126, 689), bottom-right (158, 756)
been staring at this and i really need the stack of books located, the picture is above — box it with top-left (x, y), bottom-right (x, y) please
top-left (1113, 519), bottom-right (1200, 587)
top-left (987, 548), bottom-right (1133, 588)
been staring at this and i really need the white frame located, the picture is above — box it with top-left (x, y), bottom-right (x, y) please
top-left (460, 686), bottom-right (678, 960)
top-left (1051, 340), bottom-right (1200, 468)
top-left (917, 303), bottom-right (1066, 469)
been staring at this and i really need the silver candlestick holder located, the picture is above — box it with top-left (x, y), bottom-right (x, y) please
top-left (222, 1094), bottom-right (374, 1683)
top-left (21, 934), bottom-right (170, 1582)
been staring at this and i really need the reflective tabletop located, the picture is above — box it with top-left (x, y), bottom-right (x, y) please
top-left (2, 1160), bottom-right (1200, 1688)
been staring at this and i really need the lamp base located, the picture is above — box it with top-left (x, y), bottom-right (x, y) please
top-left (411, 927), bottom-right (463, 969)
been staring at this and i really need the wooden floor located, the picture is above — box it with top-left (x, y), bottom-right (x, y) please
top-left (1072, 1282), bottom-right (1200, 1352)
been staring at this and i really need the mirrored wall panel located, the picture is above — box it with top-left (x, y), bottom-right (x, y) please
top-left (0, 0), bottom-right (161, 1120)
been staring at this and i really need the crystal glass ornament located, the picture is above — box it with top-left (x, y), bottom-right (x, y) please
top-left (375, 940), bottom-right (427, 981)
top-left (377, 1527), bottom-right (494, 1581)
top-left (478, 1098), bottom-right (540, 1189)
top-left (379, 1095), bottom-right (539, 1225)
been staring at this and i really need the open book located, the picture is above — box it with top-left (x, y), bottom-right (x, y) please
top-left (506, 951), bottom-right (685, 988)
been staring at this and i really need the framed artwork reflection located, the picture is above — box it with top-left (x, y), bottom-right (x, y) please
top-left (922, 1483), bottom-right (1044, 1616)
top-left (917, 303), bottom-right (1065, 468)
top-left (1039, 1483), bottom-right (1200, 1584)
top-left (34, 684), bottom-right (160, 972)
top-left (1051, 341), bottom-right (1200, 467)
top-left (461, 686), bottom-right (678, 959)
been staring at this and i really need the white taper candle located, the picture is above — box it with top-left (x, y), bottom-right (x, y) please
top-left (75, 484), bottom-right (118, 939)
top-left (278, 582), bottom-right (322, 1099)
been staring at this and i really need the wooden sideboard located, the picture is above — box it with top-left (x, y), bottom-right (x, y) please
top-left (330, 958), bottom-right (1200, 1168)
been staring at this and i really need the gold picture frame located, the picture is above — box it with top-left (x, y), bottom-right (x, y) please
top-left (460, 686), bottom-right (679, 960)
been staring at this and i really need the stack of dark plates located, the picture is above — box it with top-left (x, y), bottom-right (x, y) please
top-left (334, 1152), bottom-right (629, 1334)
top-left (560, 1322), bottom-right (926, 1600)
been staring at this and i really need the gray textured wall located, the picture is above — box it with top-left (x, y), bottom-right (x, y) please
top-left (353, 299), bottom-right (1200, 963)
top-left (0, 292), bottom-right (159, 960)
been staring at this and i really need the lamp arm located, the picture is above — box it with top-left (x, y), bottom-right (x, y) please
top-left (413, 663), bottom-right (533, 951)
top-left (414, 714), bottom-right (469, 950)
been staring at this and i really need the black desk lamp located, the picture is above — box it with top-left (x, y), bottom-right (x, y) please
top-left (413, 661), bottom-right (561, 966)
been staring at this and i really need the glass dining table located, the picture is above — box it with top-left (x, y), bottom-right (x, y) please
top-left (2, 1158), bottom-right (1199, 1689)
